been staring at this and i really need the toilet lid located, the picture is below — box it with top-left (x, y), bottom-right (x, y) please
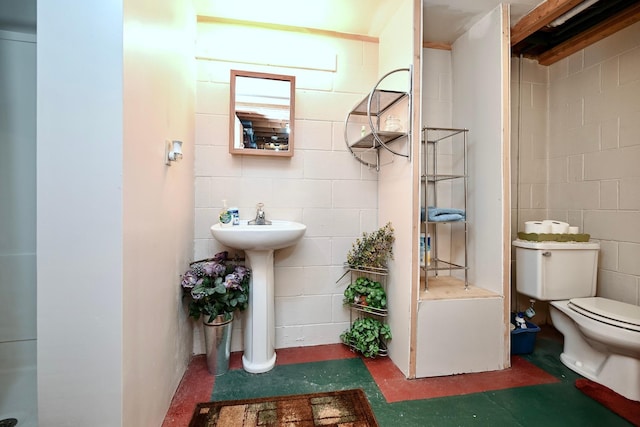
top-left (569, 297), bottom-right (640, 332)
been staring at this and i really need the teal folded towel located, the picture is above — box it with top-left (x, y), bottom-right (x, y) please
top-left (425, 207), bottom-right (465, 222)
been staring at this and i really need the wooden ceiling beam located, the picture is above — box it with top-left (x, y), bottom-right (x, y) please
top-left (198, 16), bottom-right (378, 43)
top-left (511, 0), bottom-right (586, 45)
top-left (537, 2), bottom-right (640, 65)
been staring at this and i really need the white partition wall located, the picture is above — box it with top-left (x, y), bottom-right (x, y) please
top-left (453, 5), bottom-right (510, 297)
top-left (37, 1), bottom-right (195, 426)
top-left (0, 29), bottom-right (37, 426)
top-left (415, 4), bottom-right (510, 377)
top-left (377, 0), bottom-right (420, 379)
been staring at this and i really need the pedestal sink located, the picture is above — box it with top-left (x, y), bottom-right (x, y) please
top-left (210, 220), bottom-right (306, 373)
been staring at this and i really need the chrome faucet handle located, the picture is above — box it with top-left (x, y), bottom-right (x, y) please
top-left (250, 202), bottom-right (270, 225)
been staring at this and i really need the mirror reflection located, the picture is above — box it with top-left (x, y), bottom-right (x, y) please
top-left (229, 70), bottom-right (295, 156)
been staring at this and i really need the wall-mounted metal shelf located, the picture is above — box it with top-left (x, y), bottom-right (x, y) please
top-left (349, 90), bottom-right (408, 116)
top-left (348, 130), bottom-right (406, 149)
top-left (344, 68), bottom-right (412, 171)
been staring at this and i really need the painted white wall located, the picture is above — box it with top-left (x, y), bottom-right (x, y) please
top-left (510, 56), bottom-right (549, 314)
top-left (193, 2), bottom-right (419, 369)
top-left (420, 50), bottom-right (460, 273)
top-left (37, 1), bottom-right (195, 426)
top-left (0, 30), bottom-right (36, 345)
top-left (37, 3), bottom-right (124, 424)
top-left (510, 57), bottom-right (548, 229)
top-left (512, 21), bottom-right (640, 314)
top-left (415, 5), bottom-right (509, 377)
top-left (122, 1), bottom-right (196, 426)
top-left (194, 20), bottom-right (382, 353)
top-left (417, 297), bottom-right (504, 376)
top-left (452, 5), bottom-right (509, 295)
top-left (377, 0), bottom-right (416, 377)
top-left (0, 29), bottom-right (37, 426)
top-left (422, 48), bottom-right (452, 129)
top-left (547, 21), bottom-right (640, 307)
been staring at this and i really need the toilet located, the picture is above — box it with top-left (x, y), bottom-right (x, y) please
top-left (513, 239), bottom-right (640, 402)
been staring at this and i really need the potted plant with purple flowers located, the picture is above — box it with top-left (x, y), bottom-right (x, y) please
top-left (180, 251), bottom-right (250, 375)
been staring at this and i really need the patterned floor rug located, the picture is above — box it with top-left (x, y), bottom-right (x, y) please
top-left (188, 388), bottom-right (379, 427)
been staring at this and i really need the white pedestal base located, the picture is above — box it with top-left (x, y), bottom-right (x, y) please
top-left (242, 249), bottom-right (277, 374)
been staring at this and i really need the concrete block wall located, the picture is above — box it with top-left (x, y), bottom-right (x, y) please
top-left (510, 56), bottom-right (549, 315)
top-left (512, 22), bottom-right (640, 315)
top-left (421, 48), bottom-right (456, 268)
top-left (547, 22), bottom-right (640, 306)
top-left (193, 22), bottom-right (382, 352)
top-left (511, 56), bottom-right (549, 233)
top-left (422, 48), bottom-right (452, 128)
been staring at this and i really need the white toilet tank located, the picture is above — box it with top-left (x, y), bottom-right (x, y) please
top-left (513, 240), bottom-right (599, 300)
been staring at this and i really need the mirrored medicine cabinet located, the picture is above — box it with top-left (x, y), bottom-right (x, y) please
top-left (229, 70), bottom-right (295, 157)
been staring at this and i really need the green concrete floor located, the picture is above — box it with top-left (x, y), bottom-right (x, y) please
top-left (211, 337), bottom-right (634, 426)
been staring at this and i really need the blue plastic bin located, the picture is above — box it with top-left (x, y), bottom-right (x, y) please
top-left (510, 318), bottom-right (541, 355)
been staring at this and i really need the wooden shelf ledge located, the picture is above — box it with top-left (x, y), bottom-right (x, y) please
top-left (420, 276), bottom-right (500, 301)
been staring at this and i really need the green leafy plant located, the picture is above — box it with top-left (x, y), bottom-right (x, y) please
top-left (341, 317), bottom-right (392, 358)
top-left (346, 222), bottom-right (395, 269)
top-left (343, 277), bottom-right (387, 313)
top-left (180, 251), bottom-right (250, 323)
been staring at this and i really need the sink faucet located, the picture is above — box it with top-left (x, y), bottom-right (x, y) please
top-left (249, 202), bottom-right (271, 225)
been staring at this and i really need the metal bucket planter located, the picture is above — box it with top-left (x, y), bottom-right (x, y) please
top-left (203, 313), bottom-right (233, 376)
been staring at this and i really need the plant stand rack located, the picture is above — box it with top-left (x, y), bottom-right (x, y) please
top-left (340, 264), bottom-right (389, 357)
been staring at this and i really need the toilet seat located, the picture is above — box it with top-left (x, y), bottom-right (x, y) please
top-left (568, 297), bottom-right (640, 332)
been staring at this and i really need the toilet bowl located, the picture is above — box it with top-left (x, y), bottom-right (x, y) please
top-left (513, 239), bottom-right (640, 402)
top-left (550, 298), bottom-right (640, 401)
